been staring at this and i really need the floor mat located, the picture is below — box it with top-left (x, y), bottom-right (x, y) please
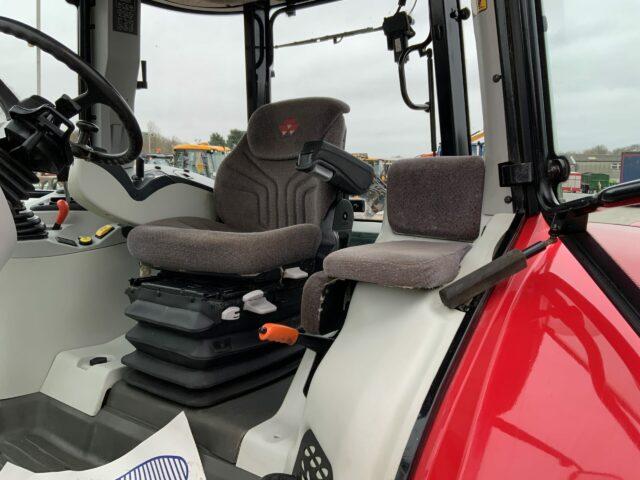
top-left (0, 413), bottom-right (205, 479)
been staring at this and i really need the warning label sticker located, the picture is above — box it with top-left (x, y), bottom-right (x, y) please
top-left (473, 0), bottom-right (488, 16)
top-left (113, 0), bottom-right (138, 35)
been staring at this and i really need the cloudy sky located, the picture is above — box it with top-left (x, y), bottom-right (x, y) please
top-left (0, 0), bottom-right (638, 157)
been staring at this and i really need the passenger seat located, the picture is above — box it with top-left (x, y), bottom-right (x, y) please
top-left (300, 156), bottom-right (484, 333)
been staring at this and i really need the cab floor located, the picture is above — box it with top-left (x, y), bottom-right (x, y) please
top-left (0, 378), bottom-right (294, 479)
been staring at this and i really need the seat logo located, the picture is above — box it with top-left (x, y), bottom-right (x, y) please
top-left (279, 117), bottom-right (299, 136)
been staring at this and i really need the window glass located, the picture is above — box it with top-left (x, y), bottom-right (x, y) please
top-left (173, 148), bottom-right (227, 178)
top-left (0, 1), bottom-right (77, 117)
top-left (137, 5), bottom-right (246, 157)
top-left (272, 0), bottom-right (482, 220)
top-left (542, 0), bottom-right (640, 226)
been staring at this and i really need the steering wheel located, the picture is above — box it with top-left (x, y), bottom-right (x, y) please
top-left (0, 16), bottom-right (143, 165)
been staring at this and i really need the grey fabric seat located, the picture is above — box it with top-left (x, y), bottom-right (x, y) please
top-left (128, 217), bottom-right (322, 275)
top-left (321, 156), bottom-right (485, 290)
top-left (324, 240), bottom-right (471, 289)
top-left (128, 97), bottom-right (350, 275)
top-left (299, 156), bottom-right (484, 333)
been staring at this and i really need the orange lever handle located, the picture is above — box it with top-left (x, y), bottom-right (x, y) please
top-left (259, 323), bottom-right (299, 345)
top-left (53, 199), bottom-right (69, 230)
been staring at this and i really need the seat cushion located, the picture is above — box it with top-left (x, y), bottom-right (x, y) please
top-left (323, 240), bottom-right (471, 289)
top-left (128, 217), bottom-right (321, 274)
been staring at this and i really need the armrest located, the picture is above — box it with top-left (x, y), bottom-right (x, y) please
top-left (297, 140), bottom-right (374, 195)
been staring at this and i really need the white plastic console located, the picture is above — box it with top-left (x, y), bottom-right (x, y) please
top-left (41, 336), bottom-right (134, 416)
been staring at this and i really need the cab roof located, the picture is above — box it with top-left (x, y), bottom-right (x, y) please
top-left (143, 0), bottom-right (303, 14)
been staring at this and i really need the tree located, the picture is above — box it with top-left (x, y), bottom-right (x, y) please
top-left (613, 144), bottom-right (640, 154)
top-left (583, 144), bottom-right (609, 155)
top-left (226, 129), bottom-right (246, 150)
top-left (209, 132), bottom-right (226, 147)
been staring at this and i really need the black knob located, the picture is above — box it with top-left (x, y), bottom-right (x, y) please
top-left (76, 120), bottom-right (99, 146)
top-left (135, 157), bottom-right (145, 180)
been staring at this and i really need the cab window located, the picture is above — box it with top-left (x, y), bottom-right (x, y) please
top-left (543, 0), bottom-right (640, 229)
top-left (272, 0), bottom-right (482, 221)
top-left (137, 4), bottom-right (247, 155)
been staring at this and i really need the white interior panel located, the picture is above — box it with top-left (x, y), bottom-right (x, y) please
top-left (0, 244), bottom-right (138, 399)
top-left (290, 213), bottom-right (514, 479)
top-left (41, 336), bottom-right (134, 416)
top-left (69, 161), bottom-right (214, 225)
top-left (0, 192), bottom-right (16, 272)
top-left (236, 351), bottom-right (316, 476)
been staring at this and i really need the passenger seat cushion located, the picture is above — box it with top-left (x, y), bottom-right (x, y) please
top-left (247, 97), bottom-right (350, 160)
top-left (127, 219), bottom-right (321, 275)
top-left (386, 157), bottom-right (485, 241)
top-left (324, 240), bottom-right (471, 289)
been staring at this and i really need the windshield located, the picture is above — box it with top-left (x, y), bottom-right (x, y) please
top-left (541, 0), bottom-right (640, 227)
top-left (174, 149), bottom-right (225, 178)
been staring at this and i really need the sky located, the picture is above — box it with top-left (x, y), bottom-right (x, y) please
top-left (0, 0), bottom-right (638, 157)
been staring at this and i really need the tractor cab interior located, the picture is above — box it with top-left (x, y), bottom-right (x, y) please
top-left (1, 0), bottom-right (637, 479)
top-left (0, 2), bottom-right (507, 478)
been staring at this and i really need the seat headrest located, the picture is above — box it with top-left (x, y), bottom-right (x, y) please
top-left (247, 97), bottom-right (350, 160)
top-left (386, 157), bottom-right (485, 242)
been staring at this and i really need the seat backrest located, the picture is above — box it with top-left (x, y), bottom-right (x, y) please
top-left (385, 156), bottom-right (485, 241)
top-left (214, 97), bottom-right (349, 232)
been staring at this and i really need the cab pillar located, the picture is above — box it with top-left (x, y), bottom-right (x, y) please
top-left (244, 1), bottom-right (271, 120)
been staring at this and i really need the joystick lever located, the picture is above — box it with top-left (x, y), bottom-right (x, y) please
top-left (52, 199), bottom-right (69, 230)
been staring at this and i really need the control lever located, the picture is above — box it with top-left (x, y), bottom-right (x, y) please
top-left (259, 323), bottom-right (333, 356)
top-left (52, 199), bottom-right (69, 230)
top-left (259, 323), bottom-right (335, 396)
top-left (135, 156), bottom-right (145, 180)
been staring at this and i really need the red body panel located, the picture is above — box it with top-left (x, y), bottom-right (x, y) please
top-left (412, 214), bottom-right (640, 480)
top-left (589, 222), bottom-right (640, 287)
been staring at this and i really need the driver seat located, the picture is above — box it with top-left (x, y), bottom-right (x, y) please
top-left (127, 97), bottom-right (350, 275)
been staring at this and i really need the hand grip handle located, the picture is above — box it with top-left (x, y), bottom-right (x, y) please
top-left (440, 250), bottom-right (528, 309)
top-left (259, 323), bottom-right (299, 345)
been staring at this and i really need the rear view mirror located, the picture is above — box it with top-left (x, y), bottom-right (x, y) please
top-left (550, 178), bottom-right (640, 234)
top-left (555, 178), bottom-right (640, 217)
top-left (598, 179), bottom-right (640, 206)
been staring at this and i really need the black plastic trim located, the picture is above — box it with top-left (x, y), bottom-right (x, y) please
top-left (494, 0), bottom-right (545, 215)
top-left (244, 2), bottom-right (271, 119)
top-left (142, 0), bottom-right (246, 14)
top-left (561, 232), bottom-right (640, 336)
top-left (428, 0), bottom-right (471, 156)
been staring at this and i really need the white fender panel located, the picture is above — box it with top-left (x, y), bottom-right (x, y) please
top-left (291, 214), bottom-right (515, 479)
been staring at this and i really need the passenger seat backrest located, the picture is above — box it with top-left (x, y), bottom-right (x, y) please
top-left (214, 98), bottom-right (350, 232)
top-left (386, 156), bottom-right (485, 241)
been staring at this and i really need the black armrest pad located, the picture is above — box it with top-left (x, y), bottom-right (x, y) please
top-left (297, 140), bottom-right (374, 195)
